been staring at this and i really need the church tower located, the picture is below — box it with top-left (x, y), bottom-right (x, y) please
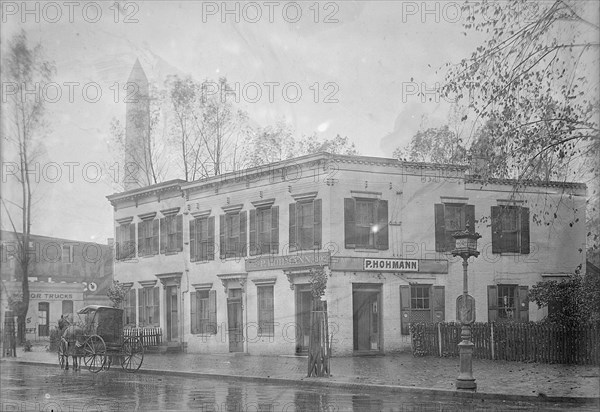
top-left (124, 58), bottom-right (150, 190)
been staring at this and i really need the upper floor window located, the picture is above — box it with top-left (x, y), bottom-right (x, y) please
top-left (160, 214), bottom-right (183, 254)
top-left (434, 203), bottom-right (475, 252)
top-left (289, 199), bottom-right (322, 251)
top-left (219, 211), bottom-right (247, 259)
top-left (115, 220), bottom-right (136, 260)
top-left (344, 197), bottom-right (388, 250)
top-left (250, 206), bottom-right (279, 255)
top-left (190, 216), bottom-right (215, 262)
top-left (138, 219), bottom-right (159, 257)
top-left (491, 205), bottom-right (530, 254)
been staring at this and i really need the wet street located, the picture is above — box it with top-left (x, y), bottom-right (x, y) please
top-left (0, 363), bottom-right (595, 411)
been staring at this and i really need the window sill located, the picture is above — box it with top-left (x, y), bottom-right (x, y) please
top-left (258, 334), bottom-right (275, 338)
top-left (191, 333), bottom-right (217, 337)
top-left (354, 248), bottom-right (379, 253)
top-left (164, 251), bottom-right (180, 256)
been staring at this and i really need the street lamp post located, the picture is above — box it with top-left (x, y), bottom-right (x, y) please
top-left (452, 223), bottom-right (481, 391)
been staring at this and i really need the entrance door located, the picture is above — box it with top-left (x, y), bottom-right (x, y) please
top-left (38, 302), bottom-right (49, 337)
top-left (166, 286), bottom-right (179, 341)
top-left (227, 289), bottom-right (243, 352)
top-left (352, 285), bottom-right (381, 352)
top-left (295, 286), bottom-right (312, 354)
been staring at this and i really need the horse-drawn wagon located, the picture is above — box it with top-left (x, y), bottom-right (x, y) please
top-left (58, 305), bottom-right (144, 373)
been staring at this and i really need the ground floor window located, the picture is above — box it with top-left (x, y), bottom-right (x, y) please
top-left (400, 285), bottom-right (445, 335)
top-left (124, 289), bottom-right (136, 326)
top-left (139, 287), bottom-right (160, 326)
top-left (191, 289), bottom-right (217, 335)
top-left (38, 302), bottom-right (49, 337)
top-left (488, 284), bottom-right (529, 322)
top-left (257, 285), bottom-right (274, 336)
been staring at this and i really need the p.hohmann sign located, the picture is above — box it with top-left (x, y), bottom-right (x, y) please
top-left (246, 252), bottom-right (330, 271)
top-left (363, 258), bottom-right (419, 272)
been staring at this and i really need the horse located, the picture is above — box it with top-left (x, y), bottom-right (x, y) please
top-left (61, 324), bottom-right (85, 370)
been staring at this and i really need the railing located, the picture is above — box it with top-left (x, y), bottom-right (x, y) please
top-left (410, 322), bottom-right (600, 365)
top-left (124, 327), bottom-right (162, 347)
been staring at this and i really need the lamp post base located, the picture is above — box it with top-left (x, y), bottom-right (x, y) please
top-left (456, 378), bottom-right (477, 390)
top-left (456, 325), bottom-right (476, 391)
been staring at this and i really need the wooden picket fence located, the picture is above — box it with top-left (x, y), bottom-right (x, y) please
top-left (410, 322), bottom-right (600, 365)
top-left (124, 327), bottom-right (162, 347)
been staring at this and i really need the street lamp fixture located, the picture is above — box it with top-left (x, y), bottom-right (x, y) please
top-left (451, 222), bottom-right (481, 391)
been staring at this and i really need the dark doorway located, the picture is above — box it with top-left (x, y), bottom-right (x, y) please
top-left (295, 285), bottom-right (312, 354)
top-left (166, 285), bottom-right (179, 341)
top-left (352, 285), bottom-right (381, 352)
top-left (227, 289), bottom-right (243, 352)
top-left (38, 302), bottom-right (49, 337)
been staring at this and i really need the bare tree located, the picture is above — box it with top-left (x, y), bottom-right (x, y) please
top-left (0, 30), bottom-right (55, 343)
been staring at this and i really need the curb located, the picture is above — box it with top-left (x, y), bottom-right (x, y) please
top-left (3, 358), bottom-right (599, 405)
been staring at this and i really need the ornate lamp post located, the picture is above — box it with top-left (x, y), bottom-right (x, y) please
top-left (452, 223), bottom-right (481, 391)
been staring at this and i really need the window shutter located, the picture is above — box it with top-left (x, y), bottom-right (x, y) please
top-left (190, 291), bottom-right (197, 334)
top-left (153, 219), bottom-right (160, 254)
top-left (249, 209), bottom-right (257, 256)
top-left (129, 224), bottom-right (136, 258)
top-left (160, 218), bottom-right (166, 254)
top-left (434, 204), bottom-right (446, 252)
top-left (491, 206), bottom-right (502, 254)
top-left (271, 206), bottom-right (279, 254)
top-left (115, 225), bottom-right (122, 260)
top-left (219, 215), bottom-right (225, 259)
top-left (313, 199), bottom-right (322, 249)
top-left (208, 216), bottom-right (215, 261)
top-left (433, 286), bottom-right (445, 322)
top-left (208, 290), bottom-right (217, 334)
top-left (239, 211), bottom-right (247, 257)
top-left (518, 286), bottom-right (529, 322)
top-left (137, 222), bottom-right (144, 256)
top-left (400, 285), bottom-right (410, 335)
top-left (487, 285), bottom-right (498, 322)
top-left (520, 207), bottom-right (530, 254)
top-left (465, 204), bottom-right (475, 231)
top-left (138, 288), bottom-right (145, 326)
top-left (344, 198), bottom-right (356, 249)
top-left (176, 214), bottom-right (183, 252)
top-left (189, 219), bottom-right (197, 262)
top-left (153, 286), bottom-right (160, 325)
top-left (289, 203), bottom-right (297, 252)
top-left (376, 199), bottom-right (389, 250)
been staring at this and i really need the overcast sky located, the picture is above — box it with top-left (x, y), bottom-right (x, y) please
top-left (1, 1), bottom-right (495, 242)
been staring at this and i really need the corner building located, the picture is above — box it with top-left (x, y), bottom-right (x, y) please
top-left (107, 153), bottom-right (586, 355)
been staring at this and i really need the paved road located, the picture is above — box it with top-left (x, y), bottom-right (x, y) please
top-left (1, 363), bottom-right (596, 411)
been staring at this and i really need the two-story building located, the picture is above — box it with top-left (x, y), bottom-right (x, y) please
top-left (107, 153), bottom-right (586, 355)
top-left (0, 231), bottom-right (114, 338)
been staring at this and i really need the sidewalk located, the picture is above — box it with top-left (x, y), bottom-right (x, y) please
top-left (3, 343), bottom-right (599, 404)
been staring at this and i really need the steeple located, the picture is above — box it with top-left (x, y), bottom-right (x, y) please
top-left (124, 58), bottom-right (150, 191)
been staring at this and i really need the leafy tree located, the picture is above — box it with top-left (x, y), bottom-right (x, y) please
top-left (393, 125), bottom-right (467, 164)
top-left (107, 280), bottom-right (128, 309)
top-left (442, 0), bottom-right (598, 185)
top-left (529, 272), bottom-right (600, 324)
top-left (297, 133), bottom-right (359, 156)
top-left (244, 121), bottom-right (296, 166)
top-left (1, 31), bottom-right (55, 343)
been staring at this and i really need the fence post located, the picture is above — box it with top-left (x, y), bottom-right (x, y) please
top-left (437, 323), bottom-right (442, 357)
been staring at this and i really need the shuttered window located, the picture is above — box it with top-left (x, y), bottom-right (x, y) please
top-left (400, 285), bottom-right (445, 335)
top-left (257, 285), bottom-right (275, 336)
top-left (138, 287), bottom-right (160, 326)
top-left (344, 198), bottom-right (388, 250)
top-left (250, 207), bottom-right (279, 255)
top-left (138, 219), bottom-right (159, 256)
top-left (160, 215), bottom-right (183, 254)
top-left (190, 216), bottom-right (215, 261)
top-left (289, 199), bottom-right (321, 251)
top-left (124, 288), bottom-right (136, 326)
top-left (487, 284), bottom-right (529, 322)
top-left (115, 222), bottom-right (136, 260)
top-left (219, 212), bottom-right (247, 259)
top-left (434, 203), bottom-right (475, 252)
top-left (411, 285), bottom-right (430, 309)
top-left (491, 206), bottom-right (530, 254)
top-left (191, 290), bottom-right (217, 334)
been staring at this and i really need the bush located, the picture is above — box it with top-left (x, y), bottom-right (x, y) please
top-left (22, 340), bottom-right (32, 352)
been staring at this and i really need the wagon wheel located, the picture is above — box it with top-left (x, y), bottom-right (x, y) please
top-left (83, 335), bottom-right (107, 373)
top-left (58, 338), bottom-right (68, 369)
top-left (121, 337), bottom-right (144, 373)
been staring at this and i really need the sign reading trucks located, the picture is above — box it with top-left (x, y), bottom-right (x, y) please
top-left (363, 258), bottom-right (419, 272)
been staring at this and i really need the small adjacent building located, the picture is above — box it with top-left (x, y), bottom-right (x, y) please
top-left (0, 231), bottom-right (113, 338)
top-left (107, 153), bottom-right (586, 355)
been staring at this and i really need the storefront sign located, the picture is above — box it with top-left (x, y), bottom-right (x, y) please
top-left (363, 258), bottom-right (419, 272)
top-left (246, 252), bottom-right (330, 272)
top-left (11, 292), bottom-right (74, 300)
